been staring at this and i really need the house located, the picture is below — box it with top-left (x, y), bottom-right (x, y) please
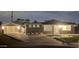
top-left (2, 23), bottom-right (25, 34)
top-left (24, 22), bottom-right (43, 35)
top-left (42, 20), bottom-right (77, 36)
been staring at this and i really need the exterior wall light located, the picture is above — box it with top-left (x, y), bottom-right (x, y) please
top-left (17, 26), bottom-right (20, 30)
top-left (58, 25), bottom-right (63, 29)
top-left (2, 26), bottom-right (5, 30)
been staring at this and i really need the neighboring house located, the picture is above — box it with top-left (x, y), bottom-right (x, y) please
top-left (13, 19), bottom-right (43, 35)
top-left (2, 23), bottom-right (25, 34)
top-left (42, 20), bottom-right (77, 35)
top-left (24, 22), bottom-right (43, 35)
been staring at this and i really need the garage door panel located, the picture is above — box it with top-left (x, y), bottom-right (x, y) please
top-left (4, 26), bottom-right (19, 34)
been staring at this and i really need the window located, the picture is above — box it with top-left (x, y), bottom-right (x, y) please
top-left (33, 25), bottom-right (35, 28)
top-left (63, 25), bottom-right (71, 31)
top-left (29, 25), bottom-right (32, 28)
top-left (37, 25), bottom-right (40, 27)
top-left (58, 25), bottom-right (71, 31)
top-left (44, 25), bottom-right (52, 31)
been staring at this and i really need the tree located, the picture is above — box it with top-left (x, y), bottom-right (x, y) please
top-left (25, 19), bottom-right (30, 22)
top-left (0, 21), bottom-right (2, 25)
top-left (75, 24), bottom-right (79, 34)
top-left (17, 18), bottom-right (21, 21)
top-left (0, 21), bottom-right (2, 33)
top-left (33, 20), bottom-right (38, 23)
top-left (13, 18), bottom-right (30, 24)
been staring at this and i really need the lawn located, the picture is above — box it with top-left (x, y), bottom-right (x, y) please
top-left (54, 36), bottom-right (79, 43)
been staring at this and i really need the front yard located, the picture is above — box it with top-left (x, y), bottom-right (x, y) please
top-left (60, 36), bottom-right (79, 43)
top-left (55, 36), bottom-right (79, 43)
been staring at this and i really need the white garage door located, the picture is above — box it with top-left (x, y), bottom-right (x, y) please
top-left (4, 26), bottom-right (19, 34)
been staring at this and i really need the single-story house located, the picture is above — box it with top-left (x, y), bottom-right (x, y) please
top-left (42, 20), bottom-right (77, 36)
top-left (24, 22), bottom-right (43, 35)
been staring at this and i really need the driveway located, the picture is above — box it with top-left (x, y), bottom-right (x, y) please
top-left (7, 33), bottom-right (66, 46)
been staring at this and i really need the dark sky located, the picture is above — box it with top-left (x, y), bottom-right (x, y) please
top-left (0, 11), bottom-right (79, 23)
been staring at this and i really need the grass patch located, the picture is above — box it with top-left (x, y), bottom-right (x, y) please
top-left (55, 36), bottom-right (79, 43)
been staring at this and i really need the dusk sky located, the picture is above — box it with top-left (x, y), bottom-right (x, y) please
top-left (0, 11), bottom-right (79, 23)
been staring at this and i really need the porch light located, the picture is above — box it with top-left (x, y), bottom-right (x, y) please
top-left (58, 25), bottom-right (63, 28)
top-left (2, 26), bottom-right (5, 30)
top-left (17, 26), bottom-right (20, 30)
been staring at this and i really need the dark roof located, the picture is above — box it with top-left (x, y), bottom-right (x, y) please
top-left (42, 19), bottom-right (76, 25)
top-left (3, 23), bottom-right (19, 26)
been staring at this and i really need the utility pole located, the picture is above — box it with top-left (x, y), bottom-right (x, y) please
top-left (11, 11), bottom-right (13, 22)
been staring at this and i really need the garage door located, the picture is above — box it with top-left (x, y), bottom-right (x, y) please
top-left (4, 26), bottom-right (19, 34)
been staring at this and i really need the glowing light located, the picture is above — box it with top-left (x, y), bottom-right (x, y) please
top-left (33, 25), bottom-right (35, 27)
top-left (58, 25), bottom-right (71, 31)
top-left (58, 25), bottom-right (63, 28)
top-left (17, 26), bottom-right (20, 30)
top-left (2, 26), bottom-right (5, 30)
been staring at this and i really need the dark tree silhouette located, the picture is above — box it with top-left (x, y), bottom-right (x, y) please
top-left (13, 18), bottom-right (30, 24)
top-left (33, 20), bottom-right (38, 23)
top-left (25, 19), bottom-right (30, 22)
top-left (0, 21), bottom-right (2, 25)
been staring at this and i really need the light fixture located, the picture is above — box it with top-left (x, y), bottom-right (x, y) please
top-left (58, 25), bottom-right (63, 28)
top-left (17, 26), bottom-right (20, 30)
top-left (2, 26), bottom-right (4, 30)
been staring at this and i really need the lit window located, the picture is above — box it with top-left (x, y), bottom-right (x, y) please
top-left (44, 25), bottom-right (52, 31)
top-left (29, 25), bottom-right (32, 28)
top-left (58, 25), bottom-right (71, 31)
top-left (64, 25), bottom-right (71, 31)
top-left (33, 25), bottom-right (35, 28)
top-left (37, 25), bottom-right (40, 27)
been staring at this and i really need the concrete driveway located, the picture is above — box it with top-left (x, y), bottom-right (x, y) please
top-left (6, 33), bottom-right (65, 46)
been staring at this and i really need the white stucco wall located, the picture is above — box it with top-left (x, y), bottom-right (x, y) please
top-left (43, 25), bottom-right (53, 31)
